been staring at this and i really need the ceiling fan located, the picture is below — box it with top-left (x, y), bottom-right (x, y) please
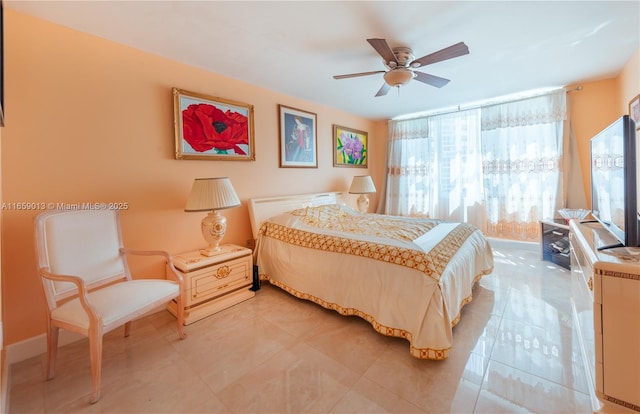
top-left (333, 38), bottom-right (470, 97)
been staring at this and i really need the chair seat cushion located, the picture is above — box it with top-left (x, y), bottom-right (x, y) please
top-left (51, 279), bottom-right (179, 331)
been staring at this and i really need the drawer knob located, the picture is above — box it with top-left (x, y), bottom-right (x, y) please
top-left (216, 265), bottom-right (230, 279)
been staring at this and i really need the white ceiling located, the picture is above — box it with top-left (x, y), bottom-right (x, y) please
top-left (6, 1), bottom-right (640, 120)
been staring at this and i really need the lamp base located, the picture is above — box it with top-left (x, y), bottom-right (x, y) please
top-left (199, 246), bottom-right (222, 257)
top-left (200, 211), bottom-right (226, 257)
top-left (356, 194), bottom-right (370, 214)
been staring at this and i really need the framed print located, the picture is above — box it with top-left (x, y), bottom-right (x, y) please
top-left (629, 94), bottom-right (640, 130)
top-left (278, 104), bottom-right (318, 168)
top-left (333, 125), bottom-right (368, 168)
top-left (173, 87), bottom-right (255, 160)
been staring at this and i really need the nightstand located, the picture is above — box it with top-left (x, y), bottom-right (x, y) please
top-left (167, 244), bottom-right (254, 325)
top-left (540, 219), bottom-right (571, 270)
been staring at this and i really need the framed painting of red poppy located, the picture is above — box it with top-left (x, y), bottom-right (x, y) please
top-left (278, 104), bottom-right (318, 168)
top-left (333, 125), bottom-right (368, 168)
top-left (173, 88), bottom-right (255, 161)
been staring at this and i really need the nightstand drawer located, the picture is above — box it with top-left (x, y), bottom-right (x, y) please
top-left (188, 256), bottom-right (251, 305)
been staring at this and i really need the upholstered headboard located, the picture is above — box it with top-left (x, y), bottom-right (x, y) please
top-left (248, 191), bottom-right (347, 240)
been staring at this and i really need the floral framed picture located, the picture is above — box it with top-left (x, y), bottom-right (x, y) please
top-left (173, 87), bottom-right (255, 160)
top-left (333, 125), bottom-right (368, 168)
top-left (278, 104), bottom-right (318, 168)
top-left (629, 94), bottom-right (640, 130)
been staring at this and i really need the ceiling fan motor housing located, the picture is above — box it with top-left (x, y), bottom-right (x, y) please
top-left (384, 47), bottom-right (415, 69)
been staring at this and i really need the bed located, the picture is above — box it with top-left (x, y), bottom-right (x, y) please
top-left (249, 191), bottom-right (494, 360)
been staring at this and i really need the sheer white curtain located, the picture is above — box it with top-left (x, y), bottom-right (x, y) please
top-left (425, 110), bottom-right (485, 228)
top-left (480, 91), bottom-right (567, 240)
top-left (383, 117), bottom-right (430, 216)
top-left (382, 89), bottom-right (571, 241)
top-left (384, 110), bottom-right (486, 229)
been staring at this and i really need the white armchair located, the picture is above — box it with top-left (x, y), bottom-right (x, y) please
top-left (34, 209), bottom-right (186, 403)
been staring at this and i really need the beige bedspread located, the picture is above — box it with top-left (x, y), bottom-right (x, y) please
top-left (254, 204), bottom-right (494, 359)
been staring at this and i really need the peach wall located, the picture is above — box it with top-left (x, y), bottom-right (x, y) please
top-left (567, 47), bottom-right (640, 208)
top-left (567, 79), bottom-right (620, 206)
top-left (1, 10), bottom-right (380, 345)
top-left (617, 48), bottom-right (639, 115)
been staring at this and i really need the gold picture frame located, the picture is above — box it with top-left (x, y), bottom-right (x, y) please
top-left (173, 88), bottom-right (255, 161)
top-left (629, 93), bottom-right (640, 130)
top-left (333, 125), bottom-right (368, 168)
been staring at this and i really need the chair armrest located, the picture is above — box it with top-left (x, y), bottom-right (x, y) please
top-left (119, 248), bottom-right (185, 286)
top-left (39, 268), bottom-right (85, 287)
top-left (39, 268), bottom-right (101, 322)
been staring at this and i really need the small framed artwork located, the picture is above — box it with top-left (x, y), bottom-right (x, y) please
top-left (333, 125), bottom-right (368, 168)
top-left (629, 94), bottom-right (640, 130)
top-left (278, 104), bottom-right (318, 168)
top-left (173, 87), bottom-right (255, 160)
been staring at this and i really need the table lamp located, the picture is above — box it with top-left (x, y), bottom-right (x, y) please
top-left (349, 175), bottom-right (376, 213)
top-left (185, 177), bottom-right (240, 256)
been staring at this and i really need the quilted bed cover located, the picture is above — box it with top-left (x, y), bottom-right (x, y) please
top-left (254, 204), bottom-right (494, 359)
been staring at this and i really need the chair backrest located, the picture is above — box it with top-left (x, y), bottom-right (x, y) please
top-left (34, 209), bottom-right (129, 305)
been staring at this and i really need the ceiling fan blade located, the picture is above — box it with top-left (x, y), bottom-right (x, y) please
top-left (410, 42), bottom-right (469, 68)
top-left (333, 70), bottom-right (385, 80)
top-left (366, 38), bottom-right (398, 64)
top-left (375, 83), bottom-right (391, 97)
top-left (414, 71), bottom-right (450, 88)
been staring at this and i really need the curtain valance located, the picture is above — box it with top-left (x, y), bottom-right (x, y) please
top-left (389, 117), bottom-right (429, 141)
top-left (481, 90), bottom-right (566, 131)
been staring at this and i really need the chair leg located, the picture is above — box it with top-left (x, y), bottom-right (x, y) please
top-left (46, 323), bottom-right (59, 380)
top-left (88, 330), bottom-right (104, 404)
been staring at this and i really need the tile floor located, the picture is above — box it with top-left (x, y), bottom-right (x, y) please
top-left (8, 240), bottom-right (596, 413)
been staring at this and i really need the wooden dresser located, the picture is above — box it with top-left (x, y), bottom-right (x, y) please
top-left (569, 220), bottom-right (640, 412)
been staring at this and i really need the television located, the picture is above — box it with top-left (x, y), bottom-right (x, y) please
top-left (590, 115), bottom-right (639, 249)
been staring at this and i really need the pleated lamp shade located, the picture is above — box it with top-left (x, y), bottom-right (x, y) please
top-left (349, 175), bottom-right (376, 194)
top-left (185, 177), bottom-right (240, 212)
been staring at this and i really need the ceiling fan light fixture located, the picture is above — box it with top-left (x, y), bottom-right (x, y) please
top-left (383, 68), bottom-right (414, 87)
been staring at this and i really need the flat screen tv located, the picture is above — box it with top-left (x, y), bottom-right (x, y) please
top-left (590, 115), bottom-right (639, 249)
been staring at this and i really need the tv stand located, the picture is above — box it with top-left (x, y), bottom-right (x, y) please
top-left (569, 220), bottom-right (640, 412)
top-left (540, 219), bottom-right (571, 270)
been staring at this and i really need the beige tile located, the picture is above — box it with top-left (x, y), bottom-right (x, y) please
top-left (364, 345), bottom-right (488, 412)
top-left (184, 316), bottom-right (299, 393)
top-left (492, 313), bottom-right (589, 394)
top-left (329, 376), bottom-right (423, 413)
top-left (303, 313), bottom-right (392, 375)
top-left (217, 342), bottom-right (361, 413)
top-left (475, 360), bottom-right (592, 414)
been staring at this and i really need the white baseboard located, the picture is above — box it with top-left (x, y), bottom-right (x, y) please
top-left (6, 331), bottom-right (84, 365)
